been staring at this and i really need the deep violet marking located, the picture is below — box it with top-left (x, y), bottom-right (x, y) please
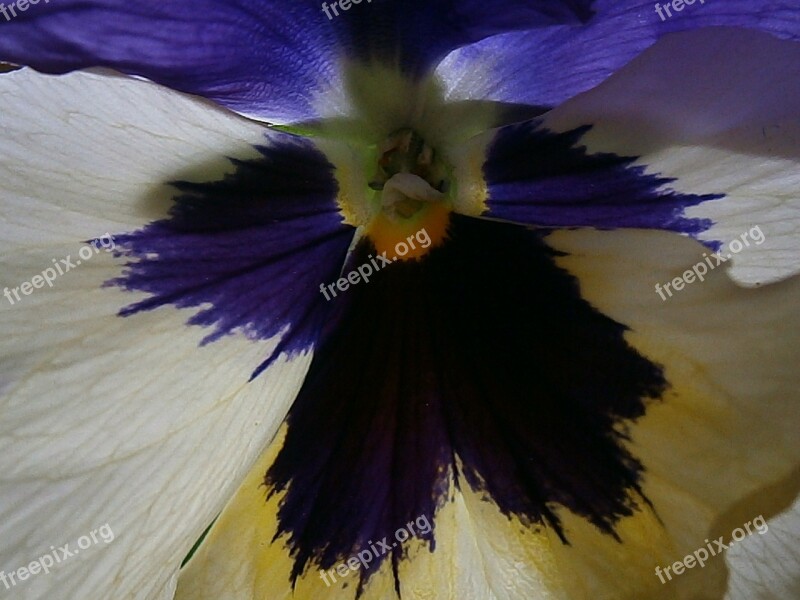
top-left (265, 215), bottom-right (667, 595)
top-left (484, 121), bottom-right (724, 249)
top-left (108, 135), bottom-right (355, 373)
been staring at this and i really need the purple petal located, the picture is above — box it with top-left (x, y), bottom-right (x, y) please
top-left (337, 0), bottom-right (593, 77)
top-left (109, 133), bottom-right (355, 376)
top-left (0, 1), bottom-right (343, 123)
top-left (481, 120), bottom-right (720, 237)
top-left (437, 0), bottom-right (800, 109)
top-left (0, 0), bottom-right (593, 123)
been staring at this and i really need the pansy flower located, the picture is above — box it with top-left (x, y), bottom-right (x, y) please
top-left (1, 1), bottom-right (799, 599)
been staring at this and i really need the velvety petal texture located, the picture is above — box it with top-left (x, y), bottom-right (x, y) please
top-left (0, 0), bottom-right (592, 123)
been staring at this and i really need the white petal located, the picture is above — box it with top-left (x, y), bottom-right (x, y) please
top-left (0, 70), bottom-right (313, 598)
top-left (0, 68), bottom-right (266, 248)
top-left (727, 497), bottom-right (800, 600)
top-left (545, 27), bottom-right (800, 286)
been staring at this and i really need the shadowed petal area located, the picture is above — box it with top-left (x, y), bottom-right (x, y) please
top-left (437, 0), bottom-right (800, 110)
top-left (0, 0), bottom-right (592, 123)
top-left (110, 133), bottom-right (355, 376)
top-left (478, 120), bottom-right (720, 237)
top-left (334, 0), bottom-right (593, 78)
top-left (263, 214), bottom-right (666, 591)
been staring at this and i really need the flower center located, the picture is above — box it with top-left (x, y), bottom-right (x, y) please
top-left (370, 128), bottom-right (447, 190)
top-left (366, 128), bottom-right (451, 260)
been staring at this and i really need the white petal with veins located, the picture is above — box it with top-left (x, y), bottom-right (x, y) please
top-left (0, 70), bottom-right (312, 599)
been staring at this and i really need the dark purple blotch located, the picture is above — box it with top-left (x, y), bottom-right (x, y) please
top-left (265, 215), bottom-right (667, 595)
top-left (109, 135), bottom-right (355, 376)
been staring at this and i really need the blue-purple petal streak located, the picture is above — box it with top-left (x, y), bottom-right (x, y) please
top-left (437, 0), bottom-right (800, 110)
top-left (109, 134), bottom-right (355, 376)
top-left (482, 120), bottom-right (721, 236)
top-left (0, 0), bottom-right (593, 122)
